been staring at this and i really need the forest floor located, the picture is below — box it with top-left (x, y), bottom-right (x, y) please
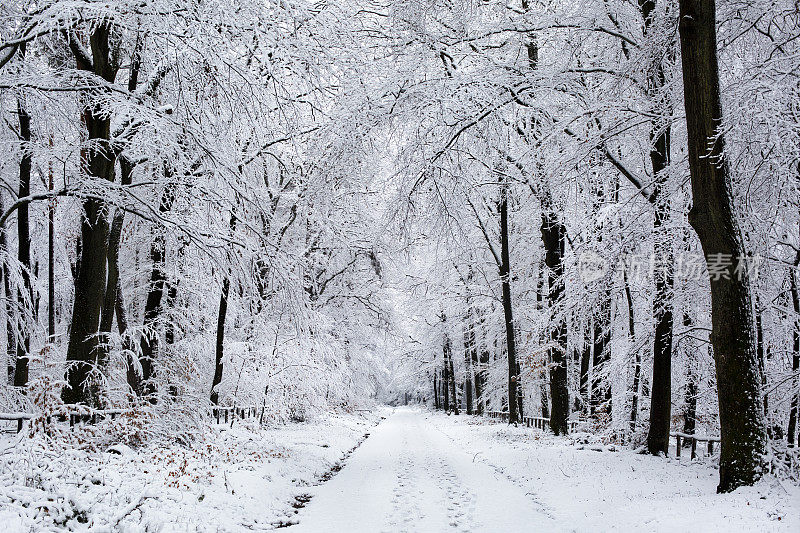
top-left (0, 409), bottom-right (381, 531)
top-left (0, 407), bottom-right (798, 532)
top-left (290, 407), bottom-right (800, 532)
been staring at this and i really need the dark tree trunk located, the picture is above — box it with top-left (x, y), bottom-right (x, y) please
top-left (97, 157), bottom-right (134, 370)
top-left (477, 316), bottom-right (490, 415)
top-left (536, 265), bottom-right (550, 419)
top-left (0, 194), bottom-right (14, 384)
top-left (646, 142), bottom-right (675, 455)
top-left (165, 282), bottom-right (177, 345)
top-left (210, 276), bottom-right (230, 405)
top-left (63, 24), bottom-right (120, 406)
top-left (498, 175), bottom-right (519, 424)
top-left (579, 330), bottom-right (591, 413)
top-left (682, 310), bottom-right (698, 440)
top-left (99, 206), bottom-right (124, 337)
top-left (755, 300), bottom-right (771, 437)
top-left (98, 37), bottom-right (141, 368)
top-left (113, 277), bottom-right (139, 395)
top-left (678, 0), bottom-right (768, 491)
top-left (471, 318), bottom-right (483, 414)
top-left (463, 318), bottom-right (474, 415)
top-left (637, 0), bottom-right (677, 457)
top-left (591, 291), bottom-right (612, 417)
top-left (445, 329), bottom-right (459, 415)
top-left (135, 179), bottom-right (177, 398)
top-left (433, 372), bottom-right (440, 410)
top-left (210, 211), bottom-right (238, 405)
top-left (541, 209), bottom-right (569, 435)
top-left (788, 257), bottom-right (799, 446)
top-left (625, 267), bottom-right (640, 431)
top-left (13, 66), bottom-right (32, 388)
top-left (683, 371), bottom-right (698, 438)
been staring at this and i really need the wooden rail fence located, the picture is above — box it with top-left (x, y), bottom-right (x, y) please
top-left (1, 404), bottom-right (265, 433)
top-left (486, 412), bottom-right (721, 458)
top-left (487, 411), bottom-right (584, 432)
top-left (671, 431), bottom-right (720, 459)
top-left (211, 405), bottom-right (265, 425)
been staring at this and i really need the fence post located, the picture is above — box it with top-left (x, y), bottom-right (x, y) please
top-left (17, 419), bottom-right (22, 433)
top-left (676, 435), bottom-right (681, 457)
top-left (708, 440), bottom-right (714, 456)
top-left (691, 438), bottom-right (697, 460)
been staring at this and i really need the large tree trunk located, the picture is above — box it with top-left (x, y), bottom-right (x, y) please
top-left (13, 67), bottom-right (32, 388)
top-left (541, 208), bottom-right (569, 435)
top-left (638, 0), bottom-right (677, 457)
top-left (646, 137), bottom-right (675, 455)
top-left (678, 0), bottom-right (768, 492)
top-left (98, 39), bottom-right (141, 372)
top-left (498, 175), bottom-right (519, 424)
top-left (97, 156), bottom-right (134, 371)
top-left (63, 24), bottom-right (120, 406)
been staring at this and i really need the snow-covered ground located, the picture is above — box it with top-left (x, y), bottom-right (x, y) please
top-left (1, 407), bottom-right (797, 532)
top-left (0, 410), bottom-right (381, 531)
top-left (292, 407), bottom-right (799, 532)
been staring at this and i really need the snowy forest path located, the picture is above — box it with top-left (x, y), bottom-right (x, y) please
top-left (287, 407), bottom-right (556, 532)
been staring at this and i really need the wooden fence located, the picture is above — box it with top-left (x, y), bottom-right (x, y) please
top-left (211, 405), bottom-right (264, 425)
top-left (671, 431), bottom-right (720, 459)
top-left (1, 404), bottom-right (264, 434)
top-left (487, 411), bottom-right (584, 432)
top-left (486, 412), bottom-right (721, 458)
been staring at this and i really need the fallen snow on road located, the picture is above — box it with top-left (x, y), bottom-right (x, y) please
top-left (291, 407), bottom-right (799, 532)
top-left (290, 407), bottom-right (555, 532)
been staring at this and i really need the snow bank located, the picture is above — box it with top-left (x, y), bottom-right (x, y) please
top-left (0, 409), bottom-right (382, 531)
top-left (426, 411), bottom-right (800, 532)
